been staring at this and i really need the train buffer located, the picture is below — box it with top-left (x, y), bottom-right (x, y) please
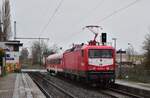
top-left (115, 79), bottom-right (150, 97)
top-left (0, 73), bottom-right (46, 98)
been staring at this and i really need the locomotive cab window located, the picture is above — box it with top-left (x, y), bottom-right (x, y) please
top-left (88, 49), bottom-right (112, 58)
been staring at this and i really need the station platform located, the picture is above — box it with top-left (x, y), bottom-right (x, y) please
top-left (0, 73), bottom-right (46, 98)
top-left (116, 79), bottom-right (150, 97)
top-left (21, 69), bottom-right (47, 73)
top-left (116, 79), bottom-right (150, 91)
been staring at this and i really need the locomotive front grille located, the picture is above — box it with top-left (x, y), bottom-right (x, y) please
top-left (87, 70), bottom-right (115, 80)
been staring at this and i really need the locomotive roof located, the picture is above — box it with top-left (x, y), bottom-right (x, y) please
top-left (82, 45), bottom-right (114, 49)
top-left (64, 44), bottom-right (114, 53)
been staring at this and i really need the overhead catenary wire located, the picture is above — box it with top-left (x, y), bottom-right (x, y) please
top-left (57, 30), bottom-right (82, 45)
top-left (74, 0), bottom-right (105, 26)
top-left (39, 0), bottom-right (64, 37)
top-left (58, 0), bottom-right (140, 46)
top-left (57, 0), bottom-right (105, 45)
top-left (96, 0), bottom-right (140, 23)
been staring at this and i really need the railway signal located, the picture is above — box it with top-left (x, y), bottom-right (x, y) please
top-left (101, 33), bottom-right (107, 44)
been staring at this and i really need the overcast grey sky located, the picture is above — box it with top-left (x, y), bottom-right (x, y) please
top-left (8, 0), bottom-right (150, 53)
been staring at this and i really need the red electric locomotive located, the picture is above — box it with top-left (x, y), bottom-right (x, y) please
top-left (63, 43), bottom-right (115, 85)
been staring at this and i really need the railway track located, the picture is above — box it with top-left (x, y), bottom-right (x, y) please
top-left (54, 73), bottom-right (143, 98)
top-left (29, 72), bottom-right (76, 98)
top-left (99, 88), bottom-right (143, 98)
top-left (29, 72), bottom-right (143, 98)
top-left (109, 88), bottom-right (143, 98)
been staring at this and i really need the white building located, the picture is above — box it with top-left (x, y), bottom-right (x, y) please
top-left (0, 40), bottom-right (23, 72)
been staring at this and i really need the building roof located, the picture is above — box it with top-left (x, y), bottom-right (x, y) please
top-left (4, 40), bottom-right (23, 46)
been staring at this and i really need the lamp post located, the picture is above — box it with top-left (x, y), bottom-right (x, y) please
top-left (14, 21), bottom-right (16, 40)
top-left (112, 38), bottom-right (117, 50)
top-left (128, 43), bottom-right (134, 64)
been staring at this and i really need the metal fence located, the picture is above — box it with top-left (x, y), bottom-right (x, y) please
top-left (116, 64), bottom-right (150, 83)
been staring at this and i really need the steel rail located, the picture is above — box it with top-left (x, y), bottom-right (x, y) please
top-left (31, 76), bottom-right (52, 98)
top-left (99, 88), bottom-right (143, 98)
top-left (29, 73), bottom-right (77, 98)
top-left (109, 88), bottom-right (143, 98)
top-left (30, 72), bottom-right (143, 98)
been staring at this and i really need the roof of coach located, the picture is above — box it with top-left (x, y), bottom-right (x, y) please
top-left (64, 44), bottom-right (83, 53)
top-left (47, 53), bottom-right (63, 60)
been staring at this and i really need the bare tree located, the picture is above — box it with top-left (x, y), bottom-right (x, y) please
top-left (126, 45), bottom-right (135, 64)
top-left (0, 0), bottom-right (11, 41)
top-left (49, 44), bottom-right (60, 53)
top-left (31, 41), bottom-right (40, 65)
top-left (43, 44), bottom-right (60, 56)
top-left (143, 33), bottom-right (150, 70)
top-left (20, 48), bottom-right (29, 64)
top-left (0, 10), bottom-right (2, 33)
top-left (31, 40), bottom-right (50, 65)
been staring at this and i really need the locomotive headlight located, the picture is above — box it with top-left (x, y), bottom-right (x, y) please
top-left (88, 59), bottom-right (92, 63)
top-left (93, 67), bottom-right (96, 70)
top-left (106, 67), bottom-right (110, 70)
top-left (110, 67), bottom-right (114, 70)
top-left (107, 66), bottom-right (114, 70)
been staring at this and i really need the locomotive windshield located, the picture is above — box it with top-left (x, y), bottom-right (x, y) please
top-left (88, 49), bottom-right (112, 58)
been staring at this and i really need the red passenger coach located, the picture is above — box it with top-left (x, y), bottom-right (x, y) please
top-left (46, 53), bottom-right (63, 74)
